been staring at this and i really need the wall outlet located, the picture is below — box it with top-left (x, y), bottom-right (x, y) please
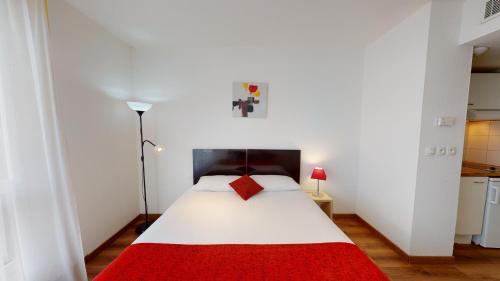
top-left (447, 146), bottom-right (457, 155)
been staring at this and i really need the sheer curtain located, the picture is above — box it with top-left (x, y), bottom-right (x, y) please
top-left (0, 0), bottom-right (87, 280)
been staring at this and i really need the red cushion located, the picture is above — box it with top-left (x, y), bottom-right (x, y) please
top-left (229, 175), bottom-right (263, 200)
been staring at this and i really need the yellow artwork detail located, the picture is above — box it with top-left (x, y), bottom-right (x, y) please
top-left (253, 90), bottom-right (261, 97)
top-left (242, 82), bottom-right (249, 92)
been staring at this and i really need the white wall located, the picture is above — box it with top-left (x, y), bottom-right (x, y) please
top-left (358, 0), bottom-right (473, 256)
top-left (132, 46), bottom-right (364, 213)
top-left (357, 3), bottom-right (431, 253)
top-left (47, 0), bottom-right (473, 258)
top-left (460, 0), bottom-right (500, 44)
top-left (411, 0), bottom-right (473, 256)
top-left (48, 0), bottom-right (140, 255)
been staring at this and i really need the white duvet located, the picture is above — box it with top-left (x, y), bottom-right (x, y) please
top-left (135, 189), bottom-right (352, 245)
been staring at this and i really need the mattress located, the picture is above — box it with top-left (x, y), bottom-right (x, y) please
top-left (135, 189), bottom-right (352, 245)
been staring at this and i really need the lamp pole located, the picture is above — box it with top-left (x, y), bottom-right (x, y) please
top-left (127, 101), bottom-right (160, 234)
top-left (316, 179), bottom-right (320, 197)
top-left (139, 111), bottom-right (149, 234)
top-left (135, 110), bottom-right (155, 234)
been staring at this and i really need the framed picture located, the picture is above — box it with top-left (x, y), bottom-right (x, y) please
top-left (232, 82), bottom-right (268, 118)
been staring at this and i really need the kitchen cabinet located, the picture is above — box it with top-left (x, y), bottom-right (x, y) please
top-left (468, 74), bottom-right (500, 120)
top-left (455, 177), bottom-right (488, 244)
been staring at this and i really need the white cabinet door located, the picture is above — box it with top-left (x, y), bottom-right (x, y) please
top-left (469, 74), bottom-right (500, 109)
top-left (468, 74), bottom-right (500, 120)
top-left (456, 177), bottom-right (488, 235)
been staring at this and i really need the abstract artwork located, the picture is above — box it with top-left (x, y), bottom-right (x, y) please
top-left (232, 82), bottom-right (268, 118)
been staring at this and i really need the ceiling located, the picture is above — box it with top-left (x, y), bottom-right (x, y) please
top-left (62, 0), bottom-right (430, 49)
top-left (472, 30), bottom-right (500, 73)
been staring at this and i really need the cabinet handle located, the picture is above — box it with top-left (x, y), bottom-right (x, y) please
top-left (473, 181), bottom-right (485, 184)
top-left (490, 186), bottom-right (499, 205)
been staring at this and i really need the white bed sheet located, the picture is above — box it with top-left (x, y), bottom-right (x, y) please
top-left (134, 189), bottom-right (352, 245)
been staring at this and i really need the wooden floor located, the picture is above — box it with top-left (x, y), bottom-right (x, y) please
top-left (86, 216), bottom-right (500, 280)
top-left (335, 216), bottom-right (500, 281)
top-left (85, 223), bottom-right (140, 280)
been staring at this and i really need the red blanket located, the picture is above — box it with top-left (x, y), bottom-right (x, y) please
top-left (94, 242), bottom-right (388, 281)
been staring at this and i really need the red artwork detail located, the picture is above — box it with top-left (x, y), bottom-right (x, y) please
top-left (94, 242), bottom-right (389, 281)
top-left (248, 85), bottom-right (258, 93)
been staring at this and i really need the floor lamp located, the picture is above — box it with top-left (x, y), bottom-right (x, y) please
top-left (127, 101), bottom-right (163, 234)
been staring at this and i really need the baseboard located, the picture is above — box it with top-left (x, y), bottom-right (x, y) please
top-left (84, 213), bottom-right (162, 263)
top-left (331, 213), bottom-right (358, 219)
top-left (336, 214), bottom-right (455, 264)
top-left (408, 255), bottom-right (455, 264)
top-left (352, 214), bottom-right (411, 261)
top-left (139, 213), bottom-right (162, 221)
top-left (84, 215), bottom-right (140, 263)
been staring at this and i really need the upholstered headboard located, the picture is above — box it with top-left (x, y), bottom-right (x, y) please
top-left (193, 149), bottom-right (300, 184)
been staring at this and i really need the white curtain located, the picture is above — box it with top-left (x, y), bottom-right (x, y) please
top-left (0, 0), bottom-right (87, 280)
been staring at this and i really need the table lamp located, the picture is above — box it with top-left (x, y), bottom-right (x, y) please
top-left (311, 167), bottom-right (327, 197)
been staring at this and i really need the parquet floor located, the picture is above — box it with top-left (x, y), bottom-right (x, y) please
top-left (86, 216), bottom-right (500, 280)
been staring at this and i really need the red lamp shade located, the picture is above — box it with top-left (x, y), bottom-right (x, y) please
top-left (311, 167), bottom-right (327, 181)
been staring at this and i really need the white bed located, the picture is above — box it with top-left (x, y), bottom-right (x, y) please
top-left (96, 149), bottom-right (387, 280)
top-left (135, 189), bottom-right (352, 245)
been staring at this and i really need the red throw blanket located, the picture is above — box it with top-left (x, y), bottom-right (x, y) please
top-left (94, 242), bottom-right (388, 281)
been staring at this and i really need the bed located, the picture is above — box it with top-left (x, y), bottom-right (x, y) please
top-left (94, 149), bottom-right (388, 281)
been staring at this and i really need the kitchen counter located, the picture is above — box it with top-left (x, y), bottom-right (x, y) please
top-left (461, 161), bottom-right (500, 177)
top-left (461, 167), bottom-right (500, 177)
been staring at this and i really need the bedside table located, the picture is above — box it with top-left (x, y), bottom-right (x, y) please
top-left (305, 191), bottom-right (333, 218)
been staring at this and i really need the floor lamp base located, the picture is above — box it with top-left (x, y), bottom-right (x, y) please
top-left (135, 220), bottom-right (154, 234)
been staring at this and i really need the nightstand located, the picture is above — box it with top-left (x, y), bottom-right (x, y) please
top-left (305, 191), bottom-right (333, 218)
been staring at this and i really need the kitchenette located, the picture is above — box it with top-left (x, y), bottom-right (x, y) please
top-left (456, 73), bottom-right (500, 248)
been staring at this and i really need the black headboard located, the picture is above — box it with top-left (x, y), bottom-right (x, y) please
top-left (193, 149), bottom-right (301, 184)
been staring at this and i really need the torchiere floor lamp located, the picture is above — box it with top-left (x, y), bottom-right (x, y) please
top-left (127, 101), bottom-right (163, 234)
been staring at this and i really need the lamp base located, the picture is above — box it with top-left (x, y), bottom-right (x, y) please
top-left (135, 221), bottom-right (154, 234)
top-left (314, 192), bottom-right (324, 198)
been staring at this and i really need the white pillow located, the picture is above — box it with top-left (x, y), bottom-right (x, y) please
top-left (193, 175), bottom-right (240, 191)
top-left (250, 175), bottom-right (300, 191)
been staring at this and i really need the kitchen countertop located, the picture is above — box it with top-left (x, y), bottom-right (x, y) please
top-left (461, 161), bottom-right (500, 177)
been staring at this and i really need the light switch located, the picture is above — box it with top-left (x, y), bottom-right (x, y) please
top-left (448, 146), bottom-right (457, 155)
top-left (425, 147), bottom-right (436, 156)
top-left (436, 117), bottom-right (456, 127)
top-left (438, 147), bottom-right (447, 156)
